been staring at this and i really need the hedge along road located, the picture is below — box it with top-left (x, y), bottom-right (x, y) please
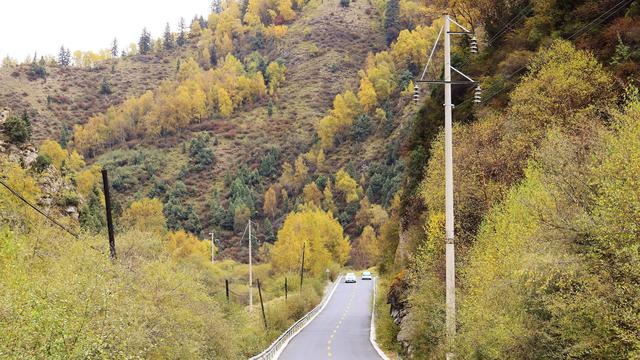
top-left (279, 276), bottom-right (381, 360)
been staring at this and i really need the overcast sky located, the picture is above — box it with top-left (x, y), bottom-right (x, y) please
top-left (0, 0), bottom-right (210, 62)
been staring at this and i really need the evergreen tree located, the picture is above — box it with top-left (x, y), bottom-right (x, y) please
top-left (100, 77), bottom-right (112, 95)
top-left (138, 28), bottom-right (152, 55)
top-left (57, 46), bottom-right (70, 67)
top-left (111, 38), bottom-right (118, 57)
top-left (208, 190), bottom-right (226, 227)
top-left (59, 123), bottom-right (71, 148)
top-left (177, 18), bottom-right (186, 46)
top-left (384, 0), bottom-right (400, 45)
top-left (79, 186), bottom-right (106, 233)
top-left (211, 0), bottom-right (222, 14)
top-left (163, 23), bottom-right (174, 50)
top-left (264, 218), bottom-right (275, 242)
top-left (188, 133), bottom-right (215, 171)
top-left (3, 115), bottom-right (31, 144)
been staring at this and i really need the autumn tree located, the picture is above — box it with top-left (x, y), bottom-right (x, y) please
top-left (323, 181), bottom-right (337, 213)
top-left (217, 87), bottom-right (233, 116)
top-left (358, 76), bottom-right (377, 111)
top-left (166, 230), bottom-right (210, 261)
top-left (335, 168), bottom-right (359, 203)
top-left (39, 140), bottom-right (67, 169)
top-left (350, 225), bottom-right (380, 268)
top-left (271, 207), bottom-right (350, 275)
top-left (266, 61), bottom-right (286, 95)
top-left (303, 182), bottom-right (322, 207)
top-left (122, 198), bottom-right (166, 234)
top-left (263, 186), bottom-right (277, 218)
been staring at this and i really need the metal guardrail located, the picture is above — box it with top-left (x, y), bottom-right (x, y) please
top-left (249, 275), bottom-right (342, 360)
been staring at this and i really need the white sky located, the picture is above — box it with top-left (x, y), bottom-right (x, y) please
top-left (0, 0), bottom-right (211, 62)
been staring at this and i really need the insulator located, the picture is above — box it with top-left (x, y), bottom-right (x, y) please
top-left (473, 85), bottom-right (482, 103)
top-left (470, 36), bottom-right (478, 54)
top-left (413, 85), bottom-right (420, 103)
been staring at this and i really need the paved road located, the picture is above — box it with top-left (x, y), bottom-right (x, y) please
top-left (280, 277), bottom-right (380, 360)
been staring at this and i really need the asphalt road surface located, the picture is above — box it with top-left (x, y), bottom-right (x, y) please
top-left (279, 277), bottom-right (381, 360)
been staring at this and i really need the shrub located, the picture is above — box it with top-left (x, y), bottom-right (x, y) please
top-left (32, 155), bottom-right (52, 173)
top-left (340, 0), bottom-right (350, 7)
top-left (3, 115), bottom-right (31, 144)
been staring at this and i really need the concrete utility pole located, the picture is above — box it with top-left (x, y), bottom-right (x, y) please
top-left (443, 15), bottom-right (456, 356)
top-left (415, 14), bottom-right (479, 360)
top-left (209, 231), bottom-right (216, 263)
top-left (248, 220), bottom-right (253, 312)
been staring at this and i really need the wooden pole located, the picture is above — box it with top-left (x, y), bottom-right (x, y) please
top-left (257, 279), bottom-right (267, 330)
top-left (285, 277), bottom-right (288, 300)
top-left (101, 169), bottom-right (116, 260)
top-left (299, 243), bottom-right (305, 292)
top-left (225, 279), bottom-right (230, 304)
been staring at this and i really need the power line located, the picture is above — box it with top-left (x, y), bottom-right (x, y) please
top-left (486, 4), bottom-right (534, 46)
top-left (458, 0), bottom-right (635, 108)
top-left (0, 178), bottom-right (79, 238)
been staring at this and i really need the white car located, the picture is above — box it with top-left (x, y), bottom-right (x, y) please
top-left (361, 271), bottom-right (372, 280)
top-left (345, 273), bottom-right (357, 283)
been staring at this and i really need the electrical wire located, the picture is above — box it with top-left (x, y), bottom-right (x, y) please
top-left (457, 0), bottom-right (635, 108)
top-left (0, 178), bottom-right (79, 238)
top-left (486, 3), bottom-right (534, 46)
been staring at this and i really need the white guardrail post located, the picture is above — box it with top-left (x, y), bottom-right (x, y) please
top-left (248, 275), bottom-right (343, 360)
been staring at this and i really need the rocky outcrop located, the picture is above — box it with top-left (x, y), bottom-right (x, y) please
top-left (388, 270), bottom-right (412, 356)
top-left (0, 107), bottom-right (10, 126)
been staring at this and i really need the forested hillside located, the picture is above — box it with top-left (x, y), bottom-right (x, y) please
top-left (1, 0), bottom-right (640, 358)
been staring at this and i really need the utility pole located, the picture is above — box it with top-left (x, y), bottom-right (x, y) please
top-left (443, 15), bottom-right (456, 358)
top-left (209, 231), bottom-right (216, 263)
top-left (299, 242), bottom-right (305, 292)
top-left (249, 220), bottom-right (253, 312)
top-left (414, 14), bottom-right (479, 360)
top-left (101, 169), bottom-right (116, 260)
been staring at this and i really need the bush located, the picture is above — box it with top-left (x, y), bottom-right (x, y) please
top-left (188, 133), bottom-right (215, 171)
top-left (3, 115), bottom-right (31, 144)
top-left (100, 77), bottom-right (112, 95)
top-left (340, 0), bottom-right (350, 7)
top-left (32, 155), bottom-right (51, 173)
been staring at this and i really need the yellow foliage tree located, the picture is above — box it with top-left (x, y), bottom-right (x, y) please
top-left (277, 0), bottom-right (296, 21)
top-left (263, 186), bottom-right (277, 219)
top-left (350, 225), bottom-right (380, 268)
top-left (122, 198), bottom-right (166, 234)
top-left (190, 20), bottom-right (202, 37)
top-left (294, 155), bottom-right (308, 189)
top-left (166, 230), bottom-right (210, 261)
top-left (335, 168), bottom-right (359, 203)
top-left (358, 77), bottom-right (378, 112)
top-left (218, 87), bottom-right (233, 117)
top-left (271, 207), bottom-right (350, 275)
top-left (266, 61), bottom-right (286, 95)
top-left (66, 150), bottom-right (85, 172)
top-left (303, 182), bottom-right (322, 207)
top-left (39, 140), bottom-right (67, 169)
top-left (323, 181), bottom-right (337, 213)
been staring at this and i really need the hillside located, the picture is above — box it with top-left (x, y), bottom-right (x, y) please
top-left (0, 48), bottom-right (190, 142)
top-left (2, 0), bottom-right (640, 358)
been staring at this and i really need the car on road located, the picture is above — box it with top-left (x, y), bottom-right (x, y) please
top-left (345, 273), bottom-right (357, 283)
top-left (361, 271), bottom-right (372, 280)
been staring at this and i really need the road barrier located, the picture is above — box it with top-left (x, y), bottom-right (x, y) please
top-left (249, 275), bottom-right (343, 360)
